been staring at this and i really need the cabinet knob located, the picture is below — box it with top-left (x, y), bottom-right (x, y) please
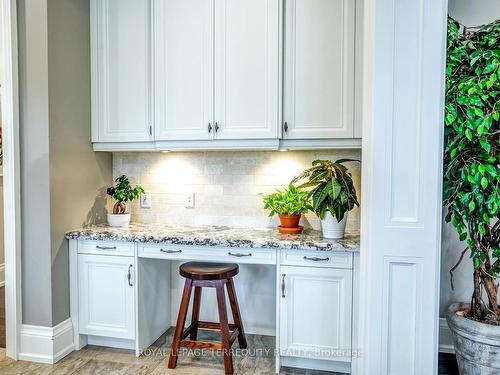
top-left (208, 123), bottom-right (213, 133)
top-left (215, 122), bottom-right (220, 132)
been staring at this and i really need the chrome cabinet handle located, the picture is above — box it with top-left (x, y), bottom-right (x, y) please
top-left (127, 265), bottom-right (133, 287)
top-left (228, 252), bottom-right (252, 257)
top-left (160, 249), bottom-right (182, 254)
top-left (96, 245), bottom-right (117, 250)
top-left (303, 256), bottom-right (330, 262)
top-left (281, 273), bottom-right (286, 298)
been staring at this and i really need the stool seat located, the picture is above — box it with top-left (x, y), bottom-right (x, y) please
top-left (180, 262), bottom-right (239, 280)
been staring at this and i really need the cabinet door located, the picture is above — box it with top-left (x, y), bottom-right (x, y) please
top-left (78, 254), bottom-right (135, 340)
top-left (154, 0), bottom-right (214, 141)
top-left (283, 0), bottom-right (355, 139)
top-left (214, 0), bottom-right (279, 140)
top-left (91, 0), bottom-right (152, 142)
top-left (280, 266), bottom-right (352, 362)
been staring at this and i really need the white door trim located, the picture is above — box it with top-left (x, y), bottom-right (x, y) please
top-left (1, 0), bottom-right (22, 360)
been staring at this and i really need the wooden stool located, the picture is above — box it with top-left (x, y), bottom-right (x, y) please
top-left (168, 262), bottom-right (247, 375)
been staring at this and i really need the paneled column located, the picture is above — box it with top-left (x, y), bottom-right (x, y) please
top-left (356, 0), bottom-right (448, 374)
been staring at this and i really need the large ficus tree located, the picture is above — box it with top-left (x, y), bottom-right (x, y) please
top-left (444, 18), bottom-right (500, 323)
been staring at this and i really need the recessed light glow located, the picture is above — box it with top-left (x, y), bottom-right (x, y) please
top-left (150, 155), bottom-right (199, 185)
top-left (258, 154), bottom-right (303, 185)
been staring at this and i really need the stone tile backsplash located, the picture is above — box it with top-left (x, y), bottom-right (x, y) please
top-left (113, 150), bottom-right (361, 231)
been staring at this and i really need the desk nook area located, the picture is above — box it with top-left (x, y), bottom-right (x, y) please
top-left (66, 224), bottom-right (360, 374)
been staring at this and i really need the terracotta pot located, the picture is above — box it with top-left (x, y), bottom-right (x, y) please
top-left (278, 214), bottom-right (301, 228)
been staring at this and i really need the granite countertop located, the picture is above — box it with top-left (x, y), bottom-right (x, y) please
top-left (65, 223), bottom-right (360, 252)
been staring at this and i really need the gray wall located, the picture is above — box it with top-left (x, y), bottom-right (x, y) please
top-left (440, 0), bottom-right (500, 317)
top-left (18, 0), bottom-right (112, 327)
top-left (449, 0), bottom-right (500, 27)
top-left (18, 0), bottom-right (53, 327)
top-left (47, 0), bottom-right (112, 326)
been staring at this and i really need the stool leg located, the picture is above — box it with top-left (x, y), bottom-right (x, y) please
top-left (226, 278), bottom-right (248, 349)
top-left (215, 280), bottom-right (234, 375)
top-left (190, 287), bottom-right (202, 340)
top-left (168, 278), bottom-right (193, 369)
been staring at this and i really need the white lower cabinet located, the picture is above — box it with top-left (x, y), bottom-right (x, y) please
top-left (280, 265), bottom-right (353, 363)
top-left (78, 254), bottom-right (136, 340)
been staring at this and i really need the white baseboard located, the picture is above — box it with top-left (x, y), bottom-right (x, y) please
top-left (87, 335), bottom-right (135, 350)
top-left (19, 318), bottom-right (74, 364)
top-left (281, 356), bottom-right (351, 374)
top-left (0, 263), bottom-right (5, 287)
top-left (439, 317), bottom-right (455, 354)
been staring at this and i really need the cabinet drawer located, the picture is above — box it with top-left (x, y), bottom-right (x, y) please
top-left (78, 240), bottom-right (135, 257)
top-left (280, 251), bottom-right (352, 269)
top-left (138, 244), bottom-right (277, 265)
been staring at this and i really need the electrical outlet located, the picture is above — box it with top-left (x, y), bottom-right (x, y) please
top-left (185, 192), bottom-right (195, 208)
top-left (140, 192), bottom-right (152, 208)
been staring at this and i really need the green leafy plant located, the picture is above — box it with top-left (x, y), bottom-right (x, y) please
top-left (106, 175), bottom-right (144, 214)
top-left (444, 18), bottom-right (500, 323)
top-left (260, 184), bottom-right (312, 216)
top-left (291, 159), bottom-right (359, 222)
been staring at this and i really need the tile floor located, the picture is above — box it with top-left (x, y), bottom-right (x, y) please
top-left (0, 330), bottom-right (342, 375)
top-left (0, 329), bottom-right (459, 375)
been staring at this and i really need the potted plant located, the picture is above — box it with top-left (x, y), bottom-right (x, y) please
top-left (260, 184), bottom-right (312, 234)
top-left (444, 18), bottom-right (500, 374)
top-left (292, 159), bottom-right (359, 239)
top-left (106, 175), bottom-right (144, 227)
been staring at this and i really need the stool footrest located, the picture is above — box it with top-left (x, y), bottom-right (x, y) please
top-left (180, 323), bottom-right (240, 348)
top-left (181, 320), bottom-right (238, 340)
top-left (198, 320), bottom-right (237, 331)
top-left (228, 330), bottom-right (239, 346)
top-left (180, 339), bottom-right (223, 351)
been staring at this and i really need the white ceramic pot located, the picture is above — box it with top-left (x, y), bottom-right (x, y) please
top-left (320, 211), bottom-right (347, 239)
top-left (107, 213), bottom-right (131, 227)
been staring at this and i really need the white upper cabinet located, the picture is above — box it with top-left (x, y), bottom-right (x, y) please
top-left (214, 0), bottom-right (280, 140)
top-left (154, 0), bottom-right (214, 141)
top-left (90, 0), bottom-right (360, 149)
top-left (91, 0), bottom-right (152, 142)
top-left (283, 0), bottom-right (355, 139)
